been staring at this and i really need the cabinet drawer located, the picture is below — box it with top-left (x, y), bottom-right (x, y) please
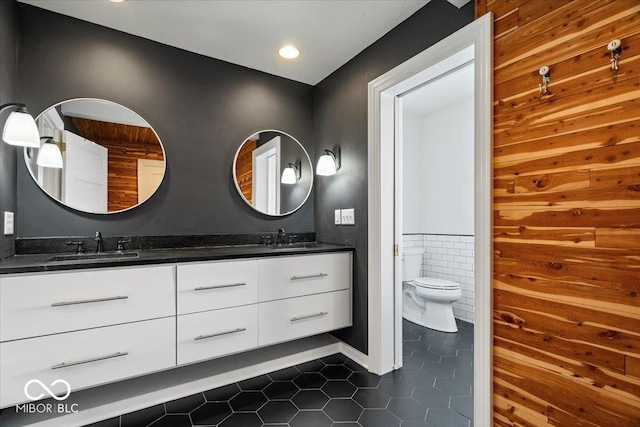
top-left (258, 290), bottom-right (351, 346)
top-left (259, 253), bottom-right (351, 302)
top-left (177, 260), bottom-right (259, 314)
top-left (0, 317), bottom-right (176, 408)
top-left (0, 266), bottom-right (175, 342)
top-left (177, 305), bottom-right (258, 365)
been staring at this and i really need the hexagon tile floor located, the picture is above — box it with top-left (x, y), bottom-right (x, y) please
top-left (88, 319), bottom-right (473, 427)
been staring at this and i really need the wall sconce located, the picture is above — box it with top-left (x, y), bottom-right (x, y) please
top-left (316, 146), bottom-right (341, 176)
top-left (36, 137), bottom-right (63, 169)
top-left (281, 160), bottom-right (301, 184)
top-left (1, 103), bottom-right (40, 148)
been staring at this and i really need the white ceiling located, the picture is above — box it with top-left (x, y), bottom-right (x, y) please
top-left (19, 0), bottom-right (470, 86)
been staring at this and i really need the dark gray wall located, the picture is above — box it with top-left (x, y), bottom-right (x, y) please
top-left (0, 0), bottom-right (18, 259)
top-left (16, 4), bottom-right (315, 238)
top-left (317, 0), bottom-right (474, 353)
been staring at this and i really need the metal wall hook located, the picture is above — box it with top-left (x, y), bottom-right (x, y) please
top-left (538, 65), bottom-right (550, 95)
top-left (608, 39), bottom-right (622, 71)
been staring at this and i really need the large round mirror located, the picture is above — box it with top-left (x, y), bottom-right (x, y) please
top-left (25, 98), bottom-right (166, 214)
top-left (233, 130), bottom-right (313, 216)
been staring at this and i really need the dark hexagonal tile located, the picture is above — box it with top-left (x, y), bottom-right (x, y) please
top-left (86, 418), bottom-right (119, 427)
top-left (411, 350), bottom-right (441, 363)
top-left (344, 359), bottom-right (367, 372)
top-left (238, 374), bottom-right (272, 390)
top-left (400, 370), bottom-right (435, 388)
top-left (147, 415), bottom-right (191, 427)
top-left (404, 331), bottom-right (421, 341)
top-left (229, 391), bottom-right (267, 411)
top-left (402, 356), bottom-right (423, 370)
top-left (321, 364), bottom-right (352, 380)
top-left (402, 421), bottom-right (435, 427)
top-left (458, 348), bottom-right (474, 361)
top-left (353, 388), bottom-right (390, 409)
top-left (322, 380), bottom-right (357, 398)
top-left (404, 340), bottom-right (429, 350)
top-left (426, 407), bottom-right (471, 427)
top-left (434, 377), bottom-right (471, 397)
top-left (451, 395), bottom-right (474, 420)
top-left (455, 368), bottom-right (474, 385)
top-left (289, 410), bottom-right (332, 427)
top-left (294, 372), bottom-right (327, 389)
top-left (204, 383), bottom-right (241, 402)
top-left (190, 402), bottom-right (232, 425)
top-left (296, 359), bottom-right (325, 373)
top-left (421, 362), bottom-right (455, 378)
top-left (358, 409), bottom-right (401, 427)
top-left (121, 403), bottom-right (164, 427)
top-left (387, 397), bottom-right (427, 421)
top-left (263, 381), bottom-right (299, 400)
top-left (323, 398), bottom-right (363, 422)
top-left (321, 353), bottom-right (348, 365)
top-left (348, 371), bottom-right (381, 388)
top-left (268, 366), bottom-right (300, 381)
top-left (165, 393), bottom-right (205, 414)
top-left (292, 389), bottom-right (330, 409)
top-left (412, 386), bottom-right (451, 408)
top-left (218, 412), bottom-right (263, 427)
top-left (378, 378), bottom-right (414, 397)
top-left (257, 400), bottom-right (298, 424)
top-left (428, 344), bottom-right (458, 356)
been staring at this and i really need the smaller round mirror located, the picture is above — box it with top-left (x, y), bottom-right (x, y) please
top-left (26, 98), bottom-right (166, 214)
top-left (233, 130), bottom-right (313, 216)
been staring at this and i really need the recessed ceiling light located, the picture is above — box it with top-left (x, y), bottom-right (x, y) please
top-left (278, 45), bottom-right (300, 59)
top-left (109, 0), bottom-right (126, 3)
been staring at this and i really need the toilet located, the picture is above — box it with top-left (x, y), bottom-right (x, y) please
top-left (402, 248), bottom-right (462, 333)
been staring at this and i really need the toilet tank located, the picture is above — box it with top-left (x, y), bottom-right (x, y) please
top-left (402, 248), bottom-right (425, 281)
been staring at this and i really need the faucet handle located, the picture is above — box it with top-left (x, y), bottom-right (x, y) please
top-left (261, 235), bottom-right (272, 246)
top-left (288, 234), bottom-right (298, 245)
top-left (116, 239), bottom-right (132, 252)
top-left (67, 241), bottom-right (84, 254)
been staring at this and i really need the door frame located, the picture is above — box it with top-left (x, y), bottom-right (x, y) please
top-left (367, 13), bottom-right (493, 424)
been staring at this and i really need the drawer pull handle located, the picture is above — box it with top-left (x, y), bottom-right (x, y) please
top-left (195, 327), bottom-right (247, 341)
top-left (51, 351), bottom-right (128, 370)
top-left (290, 273), bottom-right (328, 281)
top-left (51, 296), bottom-right (129, 307)
top-left (291, 312), bottom-right (328, 322)
top-left (194, 283), bottom-right (246, 291)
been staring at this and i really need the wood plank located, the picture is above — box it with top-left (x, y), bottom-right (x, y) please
top-left (495, 206), bottom-right (640, 228)
top-left (494, 178), bottom-right (515, 195)
top-left (494, 226), bottom-right (595, 247)
top-left (628, 356), bottom-right (640, 378)
top-left (596, 228), bottom-right (640, 249)
top-left (547, 406), bottom-right (603, 427)
top-left (485, 0), bottom-right (531, 20)
top-left (514, 170), bottom-right (590, 193)
top-left (493, 394), bottom-right (549, 427)
top-left (516, 0), bottom-right (574, 26)
top-left (494, 9), bottom-right (519, 39)
top-left (592, 165), bottom-right (640, 188)
top-left (494, 377), bottom-right (550, 418)
top-left (494, 186), bottom-right (640, 211)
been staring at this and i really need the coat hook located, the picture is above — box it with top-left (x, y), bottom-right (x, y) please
top-left (608, 39), bottom-right (622, 71)
top-left (538, 66), bottom-right (550, 95)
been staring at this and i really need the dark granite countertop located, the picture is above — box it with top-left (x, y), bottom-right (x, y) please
top-left (0, 243), bottom-right (354, 275)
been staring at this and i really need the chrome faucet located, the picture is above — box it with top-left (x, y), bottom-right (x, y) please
top-left (276, 228), bottom-right (286, 246)
top-left (95, 231), bottom-right (104, 253)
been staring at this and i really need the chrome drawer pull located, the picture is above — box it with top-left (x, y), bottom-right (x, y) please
top-left (290, 273), bottom-right (328, 281)
top-left (195, 327), bottom-right (247, 341)
top-left (291, 312), bottom-right (328, 322)
top-left (51, 296), bottom-right (129, 307)
top-left (51, 351), bottom-right (128, 370)
top-left (194, 282), bottom-right (246, 291)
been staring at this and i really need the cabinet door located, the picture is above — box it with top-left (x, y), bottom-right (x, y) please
top-left (177, 305), bottom-right (258, 365)
top-left (259, 253), bottom-right (351, 302)
top-left (177, 259), bottom-right (259, 314)
top-left (0, 265), bottom-right (175, 342)
top-left (258, 290), bottom-right (351, 346)
top-left (0, 317), bottom-right (175, 409)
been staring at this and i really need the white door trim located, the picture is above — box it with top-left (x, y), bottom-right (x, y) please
top-left (367, 13), bottom-right (493, 425)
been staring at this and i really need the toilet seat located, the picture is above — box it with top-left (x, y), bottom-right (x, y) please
top-left (411, 277), bottom-right (460, 291)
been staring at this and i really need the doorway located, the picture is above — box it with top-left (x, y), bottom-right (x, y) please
top-left (367, 13), bottom-right (492, 425)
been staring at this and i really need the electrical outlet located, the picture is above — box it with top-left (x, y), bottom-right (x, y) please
top-left (334, 209), bottom-right (342, 225)
top-left (341, 208), bottom-right (355, 225)
top-left (4, 211), bottom-right (14, 235)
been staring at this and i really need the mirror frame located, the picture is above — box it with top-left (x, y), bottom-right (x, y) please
top-left (25, 98), bottom-right (167, 214)
top-left (232, 129), bottom-right (313, 217)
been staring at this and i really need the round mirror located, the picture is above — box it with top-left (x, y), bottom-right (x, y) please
top-left (233, 130), bottom-right (313, 216)
top-left (25, 98), bottom-right (166, 214)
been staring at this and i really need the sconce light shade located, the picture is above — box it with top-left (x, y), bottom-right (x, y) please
top-left (36, 137), bottom-right (63, 169)
top-left (1, 104), bottom-right (40, 148)
top-left (316, 146), bottom-right (341, 176)
top-left (281, 160), bottom-right (301, 184)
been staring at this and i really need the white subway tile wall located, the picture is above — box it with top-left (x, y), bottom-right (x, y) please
top-left (402, 234), bottom-right (475, 324)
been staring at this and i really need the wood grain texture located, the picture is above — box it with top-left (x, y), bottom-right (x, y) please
top-left (479, 1), bottom-right (640, 425)
top-left (234, 140), bottom-right (256, 204)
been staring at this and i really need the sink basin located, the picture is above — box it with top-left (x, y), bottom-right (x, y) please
top-left (47, 252), bottom-right (139, 263)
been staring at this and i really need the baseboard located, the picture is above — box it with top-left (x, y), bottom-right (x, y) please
top-left (339, 342), bottom-right (369, 370)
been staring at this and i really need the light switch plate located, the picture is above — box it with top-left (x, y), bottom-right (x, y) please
top-left (4, 211), bottom-right (14, 235)
top-left (334, 209), bottom-right (342, 225)
top-left (341, 208), bottom-right (355, 225)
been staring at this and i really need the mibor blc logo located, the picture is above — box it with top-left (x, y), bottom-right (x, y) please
top-left (16, 379), bottom-right (79, 414)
